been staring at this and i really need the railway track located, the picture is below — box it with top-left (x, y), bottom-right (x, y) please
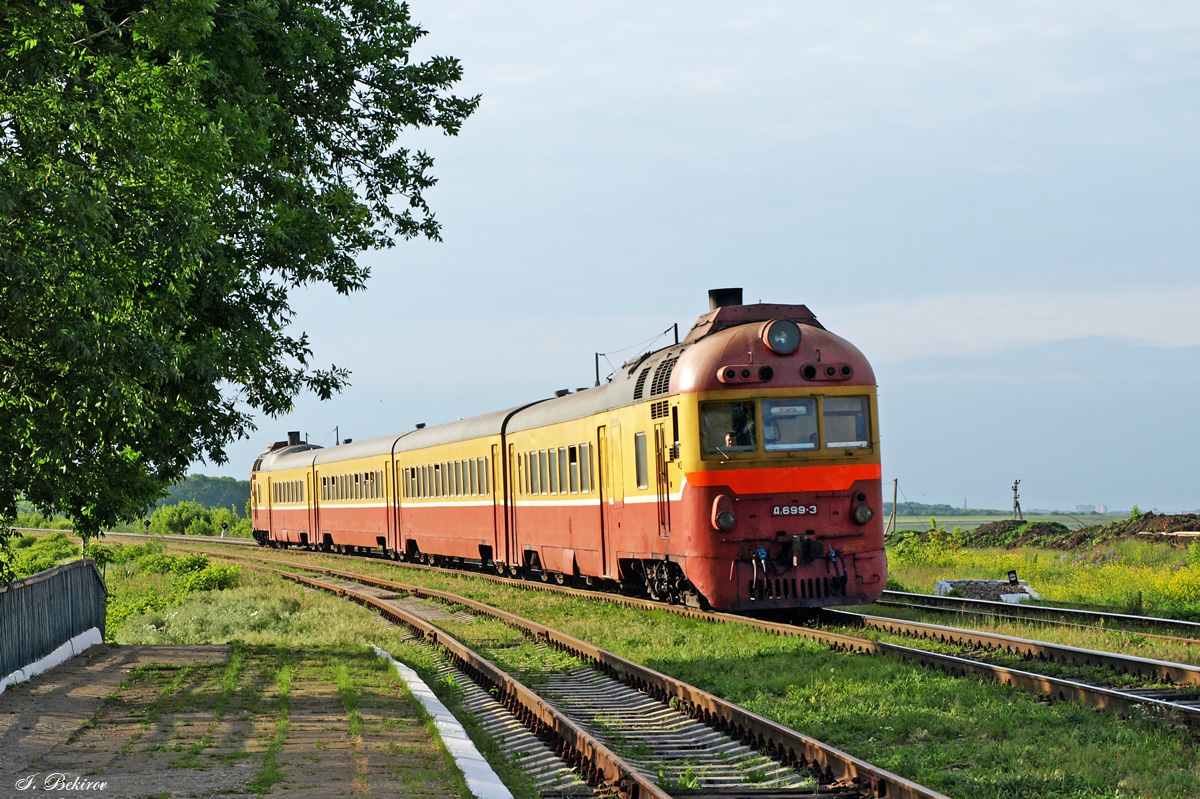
top-left (875, 590), bottom-right (1200, 643)
top-left (103, 533), bottom-right (1200, 729)
top-left (215, 553), bottom-right (946, 799)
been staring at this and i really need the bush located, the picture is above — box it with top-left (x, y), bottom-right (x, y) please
top-left (150, 500), bottom-right (211, 536)
top-left (210, 506), bottom-right (252, 537)
top-left (185, 517), bottom-right (215, 536)
top-left (84, 542), bottom-right (117, 567)
top-left (180, 563), bottom-right (241, 592)
top-left (7, 532), bottom-right (80, 579)
top-left (171, 553), bottom-right (210, 574)
top-left (136, 551), bottom-right (177, 568)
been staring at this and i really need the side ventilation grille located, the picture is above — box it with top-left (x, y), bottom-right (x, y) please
top-left (650, 400), bottom-right (669, 419)
top-left (633, 367), bottom-right (652, 401)
top-left (649, 356), bottom-right (678, 397)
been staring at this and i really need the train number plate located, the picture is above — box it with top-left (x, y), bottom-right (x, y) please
top-left (773, 505), bottom-right (817, 516)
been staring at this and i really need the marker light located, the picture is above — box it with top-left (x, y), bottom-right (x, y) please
top-left (716, 511), bottom-right (737, 531)
top-left (763, 320), bottom-right (801, 354)
top-left (853, 504), bottom-right (874, 525)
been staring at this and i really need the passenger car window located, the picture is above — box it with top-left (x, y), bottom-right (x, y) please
top-left (823, 396), bottom-right (870, 448)
top-left (634, 432), bottom-right (648, 489)
top-left (763, 398), bottom-right (819, 450)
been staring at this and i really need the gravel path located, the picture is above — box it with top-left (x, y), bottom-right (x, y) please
top-left (0, 643), bottom-right (468, 799)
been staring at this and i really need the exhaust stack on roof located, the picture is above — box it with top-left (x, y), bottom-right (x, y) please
top-left (708, 287), bottom-right (743, 310)
top-left (287, 431), bottom-right (301, 446)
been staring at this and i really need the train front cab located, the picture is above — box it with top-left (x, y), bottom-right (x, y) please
top-left (670, 384), bottom-right (886, 612)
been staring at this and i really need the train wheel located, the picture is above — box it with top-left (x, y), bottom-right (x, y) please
top-left (554, 572), bottom-right (566, 586)
top-left (644, 561), bottom-right (684, 604)
top-left (538, 571), bottom-right (549, 583)
top-left (495, 562), bottom-right (506, 576)
top-left (508, 564), bottom-right (520, 578)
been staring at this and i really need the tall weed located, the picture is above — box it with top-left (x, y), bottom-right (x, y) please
top-left (887, 540), bottom-right (1200, 619)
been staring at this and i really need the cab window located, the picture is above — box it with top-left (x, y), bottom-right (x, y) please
top-left (823, 396), bottom-right (870, 448)
top-left (700, 400), bottom-right (757, 455)
top-left (763, 398), bottom-right (818, 450)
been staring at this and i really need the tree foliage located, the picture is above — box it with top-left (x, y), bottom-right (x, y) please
top-left (158, 474), bottom-right (250, 517)
top-left (0, 0), bottom-right (477, 565)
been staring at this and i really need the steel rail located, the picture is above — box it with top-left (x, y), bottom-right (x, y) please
top-left (235, 561), bottom-right (673, 799)
top-left (871, 600), bottom-right (1197, 647)
top-left (877, 590), bottom-right (1200, 641)
top-left (207, 550), bottom-right (949, 799)
top-left (173, 540), bottom-right (1200, 686)
top-left (816, 608), bottom-right (1200, 686)
top-left (184, 545), bottom-right (1200, 734)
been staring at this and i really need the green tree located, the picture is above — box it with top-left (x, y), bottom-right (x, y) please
top-left (0, 0), bottom-right (477, 572)
top-left (158, 475), bottom-right (250, 517)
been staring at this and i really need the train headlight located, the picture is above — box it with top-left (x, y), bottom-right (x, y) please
top-left (763, 320), bottom-right (801, 355)
top-left (716, 510), bottom-right (737, 531)
top-left (853, 504), bottom-right (874, 525)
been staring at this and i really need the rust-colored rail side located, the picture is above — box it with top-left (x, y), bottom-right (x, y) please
top-left (201, 550), bottom-right (953, 799)
top-left (239, 562), bottom-right (672, 799)
top-left (878, 590), bottom-right (1200, 641)
top-left (817, 608), bottom-right (1200, 685)
top-left (193, 545), bottom-right (1200, 734)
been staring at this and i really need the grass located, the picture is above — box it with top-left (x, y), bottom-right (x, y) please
top-left (852, 601), bottom-right (1200, 666)
top-left (886, 537), bottom-right (1200, 620)
top-left (194, 547), bottom-right (1200, 799)
top-left (888, 513), bottom-right (1127, 533)
top-left (246, 652), bottom-right (291, 794)
top-left (173, 642), bottom-right (247, 767)
top-left (111, 568), bottom-right (539, 799)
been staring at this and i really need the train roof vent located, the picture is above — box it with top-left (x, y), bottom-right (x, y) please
top-left (650, 356), bottom-right (678, 397)
top-left (632, 366), bottom-right (652, 400)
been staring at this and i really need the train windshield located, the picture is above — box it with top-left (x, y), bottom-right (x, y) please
top-left (700, 401), bottom-right (757, 455)
top-left (762, 398), bottom-right (818, 450)
top-left (823, 396), bottom-right (870, 448)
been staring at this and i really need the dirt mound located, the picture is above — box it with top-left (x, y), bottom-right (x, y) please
top-left (1006, 521), bottom-right (1074, 547)
top-left (964, 513), bottom-right (1200, 550)
top-left (1094, 511), bottom-right (1200, 537)
top-left (961, 519), bottom-right (1027, 547)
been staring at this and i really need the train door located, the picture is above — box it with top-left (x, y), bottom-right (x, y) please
top-left (596, 428), bottom-right (611, 577)
top-left (384, 461), bottom-right (397, 554)
top-left (265, 477), bottom-right (273, 539)
top-left (606, 422), bottom-right (626, 576)
top-left (491, 443), bottom-right (505, 567)
top-left (391, 456), bottom-right (406, 555)
top-left (307, 472), bottom-right (316, 543)
top-left (610, 421), bottom-right (624, 508)
top-left (506, 443), bottom-right (517, 569)
top-left (653, 423), bottom-right (671, 538)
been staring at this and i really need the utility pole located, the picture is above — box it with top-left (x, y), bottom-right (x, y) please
top-left (886, 478), bottom-right (898, 537)
top-left (1012, 479), bottom-right (1023, 521)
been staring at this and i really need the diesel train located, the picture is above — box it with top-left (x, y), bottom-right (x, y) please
top-left (250, 288), bottom-right (886, 612)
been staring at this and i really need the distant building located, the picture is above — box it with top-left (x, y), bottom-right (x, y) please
top-left (1077, 505), bottom-right (1096, 513)
top-left (1096, 504), bottom-right (1107, 513)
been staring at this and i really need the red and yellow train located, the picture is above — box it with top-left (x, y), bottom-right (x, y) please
top-left (250, 289), bottom-right (886, 612)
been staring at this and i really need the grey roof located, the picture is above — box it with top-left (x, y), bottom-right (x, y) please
top-left (255, 338), bottom-right (700, 473)
top-left (257, 404), bottom-right (531, 473)
top-left (254, 301), bottom-right (854, 474)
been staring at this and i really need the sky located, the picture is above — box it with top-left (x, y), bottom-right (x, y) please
top-left (201, 1), bottom-right (1200, 513)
